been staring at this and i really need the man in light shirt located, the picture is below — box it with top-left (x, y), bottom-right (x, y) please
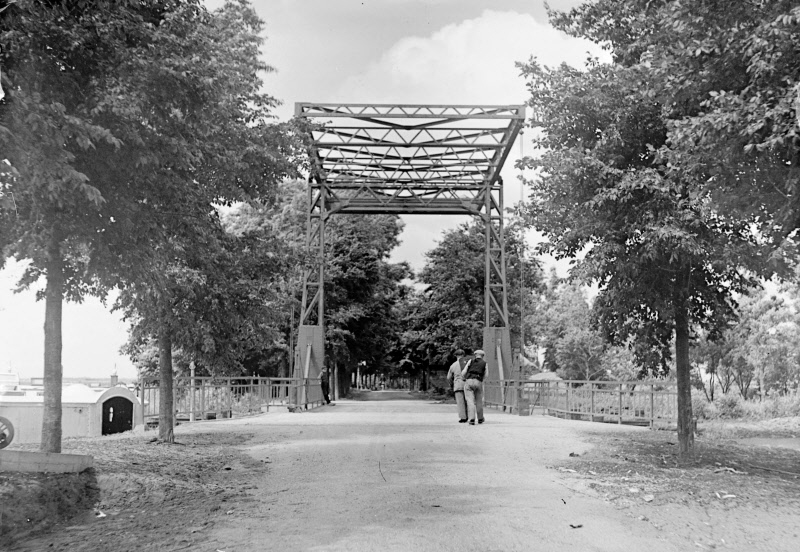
top-left (446, 348), bottom-right (470, 423)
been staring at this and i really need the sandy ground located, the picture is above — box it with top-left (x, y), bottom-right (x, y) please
top-left (3, 390), bottom-right (799, 551)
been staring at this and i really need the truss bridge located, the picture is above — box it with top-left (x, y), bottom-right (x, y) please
top-left (293, 103), bottom-right (525, 398)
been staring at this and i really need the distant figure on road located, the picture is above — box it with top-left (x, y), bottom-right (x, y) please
top-left (462, 349), bottom-right (487, 425)
top-left (446, 349), bottom-right (470, 423)
top-left (319, 367), bottom-right (332, 404)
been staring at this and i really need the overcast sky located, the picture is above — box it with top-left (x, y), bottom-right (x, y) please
top-left (0, 0), bottom-right (606, 380)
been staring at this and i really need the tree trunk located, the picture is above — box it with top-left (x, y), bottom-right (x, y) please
top-left (40, 232), bottom-right (64, 453)
top-left (158, 322), bottom-right (175, 443)
top-left (342, 366), bottom-right (351, 396)
top-left (675, 297), bottom-right (694, 456)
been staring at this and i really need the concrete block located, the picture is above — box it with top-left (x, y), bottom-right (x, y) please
top-left (0, 449), bottom-right (93, 473)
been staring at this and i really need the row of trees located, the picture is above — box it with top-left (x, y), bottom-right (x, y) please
top-left (220, 180), bottom-right (411, 395)
top-left (394, 219), bottom-right (540, 373)
top-left (523, 271), bottom-right (800, 400)
top-left (1, 0), bottom-right (303, 448)
top-left (518, 0), bottom-right (800, 454)
top-left (692, 278), bottom-right (800, 402)
top-left (6, 0), bottom-right (799, 459)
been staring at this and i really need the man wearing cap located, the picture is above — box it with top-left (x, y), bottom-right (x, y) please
top-left (461, 349), bottom-right (487, 425)
top-left (446, 349), bottom-right (470, 423)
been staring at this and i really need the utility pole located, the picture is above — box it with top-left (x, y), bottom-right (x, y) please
top-left (518, 131), bottom-right (526, 381)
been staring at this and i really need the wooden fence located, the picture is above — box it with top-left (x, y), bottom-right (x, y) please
top-left (139, 377), bottom-right (324, 428)
top-left (484, 379), bottom-right (678, 428)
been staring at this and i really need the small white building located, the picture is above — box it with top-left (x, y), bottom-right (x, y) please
top-left (0, 384), bottom-right (142, 446)
top-left (0, 372), bottom-right (20, 392)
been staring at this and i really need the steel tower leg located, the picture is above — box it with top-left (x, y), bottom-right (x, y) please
top-left (482, 180), bottom-right (512, 390)
top-left (294, 181), bottom-right (326, 405)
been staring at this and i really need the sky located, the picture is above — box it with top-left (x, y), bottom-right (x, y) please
top-left (0, 0), bottom-right (607, 381)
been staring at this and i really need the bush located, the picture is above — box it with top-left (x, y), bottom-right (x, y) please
top-left (692, 390), bottom-right (800, 422)
top-left (715, 393), bottom-right (745, 419)
top-left (692, 389), bottom-right (715, 420)
top-left (741, 393), bottom-right (800, 419)
top-left (692, 389), bottom-right (719, 420)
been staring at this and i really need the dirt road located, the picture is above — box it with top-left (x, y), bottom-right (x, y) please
top-left (7, 390), bottom-right (799, 551)
top-left (204, 391), bottom-right (683, 552)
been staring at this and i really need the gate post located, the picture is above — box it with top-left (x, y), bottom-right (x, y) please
top-left (189, 362), bottom-right (196, 422)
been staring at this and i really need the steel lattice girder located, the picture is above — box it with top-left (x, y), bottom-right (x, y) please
top-left (295, 103), bottom-right (523, 329)
top-left (296, 103), bottom-right (524, 197)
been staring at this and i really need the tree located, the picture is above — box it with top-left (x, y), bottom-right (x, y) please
top-left (600, 342), bottom-right (640, 382)
top-left (224, 181), bottom-right (413, 393)
top-left (121, 225), bottom-right (295, 372)
top-left (518, 32), bottom-right (764, 454)
top-left (220, 180), bottom-right (312, 377)
top-left (104, 1), bottom-right (301, 442)
top-left (690, 329), bottom-right (735, 402)
top-left (406, 219), bottom-right (542, 370)
top-left (1, 0), bottom-right (300, 447)
top-left (529, 278), bottom-right (604, 378)
top-left (323, 213), bottom-right (410, 394)
top-left (618, 0), bottom-right (800, 249)
top-left (1, 0), bottom-right (173, 452)
top-left (733, 285), bottom-right (800, 398)
top-left (554, 326), bottom-right (606, 381)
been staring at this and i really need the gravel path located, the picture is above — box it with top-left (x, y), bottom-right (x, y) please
top-left (202, 391), bottom-right (682, 552)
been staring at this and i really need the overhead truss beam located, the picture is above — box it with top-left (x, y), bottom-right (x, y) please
top-left (296, 102), bottom-right (524, 191)
top-left (294, 102), bottom-right (523, 334)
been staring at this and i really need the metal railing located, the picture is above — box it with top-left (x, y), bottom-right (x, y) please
top-left (139, 376), bottom-right (325, 428)
top-left (483, 379), bottom-right (678, 428)
top-left (138, 376), bottom-right (677, 430)
top-left (483, 379), bottom-right (521, 413)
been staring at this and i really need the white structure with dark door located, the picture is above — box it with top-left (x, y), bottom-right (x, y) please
top-left (0, 384), bottom-right (142, 446)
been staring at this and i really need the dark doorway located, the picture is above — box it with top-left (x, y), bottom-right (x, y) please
top-left (102, 397), bottom-right (133, 435)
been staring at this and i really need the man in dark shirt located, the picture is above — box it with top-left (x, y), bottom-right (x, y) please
top-left (319, 367), bottom-right (331, 404)
top-left (461, 349), bottom-right (487, 425)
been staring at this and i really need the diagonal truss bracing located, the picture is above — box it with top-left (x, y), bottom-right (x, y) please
top-left (296, 103), bottom-right (524, 192)
top-left (295, 103), bottom-right (524, 329)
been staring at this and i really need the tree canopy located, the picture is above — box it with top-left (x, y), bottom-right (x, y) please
top-left (1, 0), bottom-right (300, 447)
top-left (517, 0), bottom-right (785, 453)
top-left (402, 219), bottom-right (542, 369)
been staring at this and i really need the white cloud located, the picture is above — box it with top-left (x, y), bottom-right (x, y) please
top-left (335, 10), bottom-right (606, 105)
top-left (337, 11), bottom-right (608, 271)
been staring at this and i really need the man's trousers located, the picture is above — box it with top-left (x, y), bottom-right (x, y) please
top-left (454, 389), bottom-right (467, 420)
top-left (463, 379), bottom-right (484, 422)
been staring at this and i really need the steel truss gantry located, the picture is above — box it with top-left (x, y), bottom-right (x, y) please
top-left (294, 103), bottom-right (525, 390)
